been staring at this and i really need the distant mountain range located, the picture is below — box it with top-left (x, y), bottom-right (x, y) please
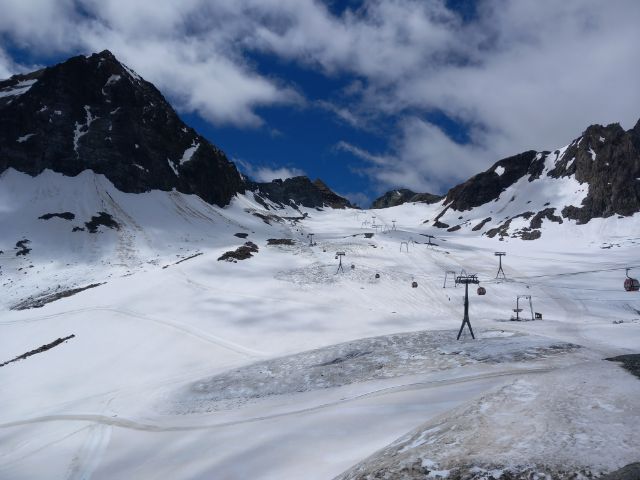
top-left (0, 50), bottom-right (351, 210)
top-left (372, 119), bottom-right (640, 239)
top-left (2, 50), bottom-right (638, 240)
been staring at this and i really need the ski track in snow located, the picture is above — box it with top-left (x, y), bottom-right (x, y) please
top-left (0, 366), bottom-right (556, 432)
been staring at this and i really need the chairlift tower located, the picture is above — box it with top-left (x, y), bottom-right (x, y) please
top-left (443, 270), bottom-right (457, 288)
top-left (400, 241), bottom-right (409, 253)
top-left (391, 220), bottom-right (397, 231)
top-left (307, 233), bottom-right (315, 247)
top-left (495, 252), bottom-right (507, 279)
top-left (335, 251), bottom-right (346, 274)
top-left (425, 234), bottom-right (436, 248)
top-left (455, 274), bottom-right (479, 340)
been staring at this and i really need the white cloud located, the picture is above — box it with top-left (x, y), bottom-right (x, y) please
top-left (338, 118), bottom-right (489, 194)
top-left (235, 158), bottom-right (305, 183)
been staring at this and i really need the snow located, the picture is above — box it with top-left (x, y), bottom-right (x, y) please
top-left (73, 106), bottom-right (98, 155)
top-left (104, 74), bottom-right (121, 87)
top-left (122, 63), bottom-right (142, 82)
top-left (102, 75), bottom-right (122, 96)
top-left (16, 134), bottom-right (35, 143)
top-left (589, 147), bottom-right (597, 160)
top-left (599, 136), bottom-right (605, 143)
top-left (494, 165), bottom-right (505, 176)
top-left (0, 169), bottom-right (639, 479)
top-left (0, 79), bottom-right (37, 98)
top-left (167, 158), bottom-right (179, 176)
top-left (179, 140), bottom-right (200, 165)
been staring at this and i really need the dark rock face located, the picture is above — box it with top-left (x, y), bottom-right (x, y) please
top-left (371, 189), bottom-right (442, 209)
top-left (472, 217), bottom-right (492, 231)
top-left (0, 50), bottom-right (244, 207)
top-left (252, 176), bottom-right (352, 209)
top-left (442, 150), bottom-right (539, 212)
top-left (555, 123), bottom-right (640, 223)
top-left (606, 354), bottom-right (640, 380)
top-left (218, 241), bottom-right (259, 262)
top-left (39, 212), bottom-right (75, 221)
top-left (15, 239), bottom-right (31, 256)
top-left (599, 462), bottom-right (640, 480)
top-left (266, 238), bottom-right (295, 245)
top-left (530, 208), bottom-right (563, 229)
top-left (84, 212), bottom-right (120, 233)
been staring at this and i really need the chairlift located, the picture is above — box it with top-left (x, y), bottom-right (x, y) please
top-left (477, 287), bottom-right (486, 296)
top-left (624, 268), bottom-right (640, 292)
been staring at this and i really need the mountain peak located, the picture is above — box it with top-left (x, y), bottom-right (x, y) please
top-left (0, 50), bottom-right (244, 206)
top-left (371, 189), bottom-right (442, 209)
top-left (252, 176), bottom-right (352, 209)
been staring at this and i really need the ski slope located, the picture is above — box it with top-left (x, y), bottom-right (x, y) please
top-left (1, 169), bottom-right (639, 479)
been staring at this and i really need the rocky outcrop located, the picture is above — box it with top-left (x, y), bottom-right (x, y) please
top-left (0, 50), bottom-right (244, 207)
top-left (442, 150), bottom-right (541, 212)
top-left (555, 122), bottom-right (640, 223)
top-left (252, 176), bottom-right (352, 209)
top-left (371, 189), bottom-right (442, 209)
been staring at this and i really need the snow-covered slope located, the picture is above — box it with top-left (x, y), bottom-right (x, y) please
top-left (376, 120), bottom-right (640, 242)
top-left (1, 166), bottom-right (639, 479)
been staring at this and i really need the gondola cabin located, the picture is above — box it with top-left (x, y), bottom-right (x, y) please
top-left (477, 287), bottom-right (486, 296)
top-left (625, 268), bottom-right (640, 292)
top-left (624, 277), bottom-right (640, 292)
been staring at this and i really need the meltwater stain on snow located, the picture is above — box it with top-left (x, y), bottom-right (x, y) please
top-left (172, 330), bottom-right (578, 413)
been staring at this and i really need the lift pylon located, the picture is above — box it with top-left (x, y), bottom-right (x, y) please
top-left (495, 252), bottom-right (506, 279)
top-left (443, 270), bottom-right (457, 288)
top-left (335, 251), bottom-right (346, 274)
top-left (455, 274), bottom-right (479, 340)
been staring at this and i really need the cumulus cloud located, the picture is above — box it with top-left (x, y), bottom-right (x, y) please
top-left (235, 158), bottom-right (305, 183)
top-left (0, 0), bottom-right (303, 126)
top-left (0, 0), bottom-right (638, 191)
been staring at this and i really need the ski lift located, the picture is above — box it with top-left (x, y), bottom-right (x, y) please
top-left (375, 273), bottom-right (380, 279)
top-left (624, 268), bottom-right (639, 292)
top-left (477, 287), bottom-right (486, 296)
top-left (411, 281), bottom-right (418, 288)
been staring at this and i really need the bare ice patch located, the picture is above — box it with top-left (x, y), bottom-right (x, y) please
top-left (172, 330), bottom-right (578, 414)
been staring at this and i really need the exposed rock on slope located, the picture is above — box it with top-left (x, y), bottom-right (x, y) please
top-left (0, 50), bottom-right (244, 206)
top-left (371, 189), bottom-right (442, 209)
top-left (553, 121), bottom-right (640, 223)
top-left (421, 120), bottom-right (640, 239)
top-left (252, 176), bottom-right (352, 209)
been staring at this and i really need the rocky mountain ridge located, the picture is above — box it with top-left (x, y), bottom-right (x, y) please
top-left (0, 50), bottom-right (349, 210)
top-left (371, 189), bottom-right (442, 209)
top-left (375, 119), bottom-right (640, 239)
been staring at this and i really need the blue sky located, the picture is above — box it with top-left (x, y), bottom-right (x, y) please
top-left (1, 0), bottom-right (639, 207)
